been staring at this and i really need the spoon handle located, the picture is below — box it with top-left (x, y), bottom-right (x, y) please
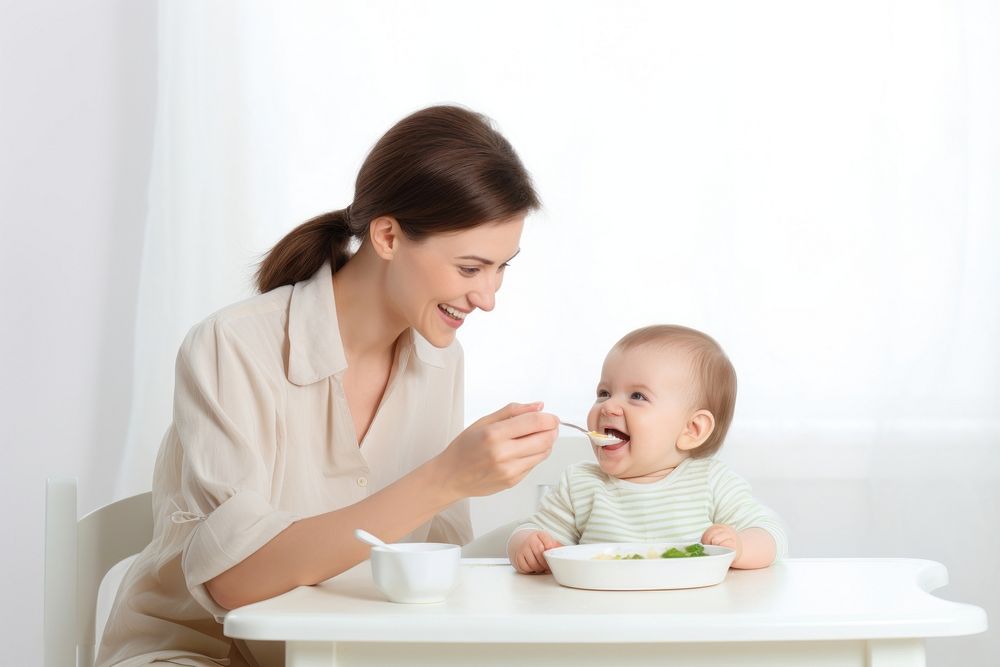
top-left (355, 528), bottom-right (388, 549)
top-left (559, 421), bottom-right (589, 434)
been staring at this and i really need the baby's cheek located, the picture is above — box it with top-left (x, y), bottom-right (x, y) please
top-left (586, 404), bottom-right (601, 430)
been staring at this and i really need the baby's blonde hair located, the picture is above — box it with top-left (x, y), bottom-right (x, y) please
top-left (612, 325), bottom-right (737, 458)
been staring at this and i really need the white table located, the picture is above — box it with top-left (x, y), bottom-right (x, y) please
top-left (223, 558), bottom-right (987, 667)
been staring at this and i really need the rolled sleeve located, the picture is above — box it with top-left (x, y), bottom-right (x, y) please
top-left (182, 490), bottom-right (300, 619)
top-left (172, 320), bottom-right (294, 618)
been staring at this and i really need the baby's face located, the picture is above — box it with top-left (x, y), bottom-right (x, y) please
top-left (586, 344), bottom-right (702, 482)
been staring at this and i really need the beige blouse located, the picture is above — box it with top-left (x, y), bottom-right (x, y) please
top-left (97, 262), bottom-right (471, 667)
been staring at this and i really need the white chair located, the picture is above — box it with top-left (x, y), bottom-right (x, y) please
top-left (45, 478), bottom-right (153, 667)
top-left (461, 519), bottom-right (523, 557)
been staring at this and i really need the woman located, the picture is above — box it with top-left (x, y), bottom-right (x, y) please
top-left (98, 105), bottom-right (559, 667)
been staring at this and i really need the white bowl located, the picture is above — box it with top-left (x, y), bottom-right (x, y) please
top-left (370, 542), bottom-right (461, 603)
top-left (545, 542), bottom-right (736, 591)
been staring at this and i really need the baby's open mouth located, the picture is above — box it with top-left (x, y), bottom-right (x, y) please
top-left (604, 427), bottom-right (630, 443)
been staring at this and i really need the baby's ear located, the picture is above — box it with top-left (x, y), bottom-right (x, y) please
top-left (677, 410), bottom-right (716, 452)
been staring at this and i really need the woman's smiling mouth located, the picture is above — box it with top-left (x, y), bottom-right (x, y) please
top-left (438, 304), bottom-right (468, 328)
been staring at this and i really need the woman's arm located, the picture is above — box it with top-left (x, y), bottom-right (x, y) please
top-left (205, 457), bottom-right (454, 609)
top-left (206, 403), bottom-right (558, 610)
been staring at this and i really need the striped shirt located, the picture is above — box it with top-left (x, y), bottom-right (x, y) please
top-left (516, 458), bottom-right (788, 560)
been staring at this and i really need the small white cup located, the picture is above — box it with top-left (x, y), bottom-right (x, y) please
top-left (370, 542), bottom-right (461, 604)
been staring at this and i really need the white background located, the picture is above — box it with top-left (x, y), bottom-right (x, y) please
top-left (2, 1), bottom-right (997, 665)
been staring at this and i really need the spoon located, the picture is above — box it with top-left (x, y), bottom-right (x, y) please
top-left (559, 421), bottom-right (624, 447)
top-left (354, 528), bottom-right (402, 551)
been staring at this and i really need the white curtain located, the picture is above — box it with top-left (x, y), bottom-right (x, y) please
top-left (122, 2), bottom-right (998, 663)
top-left (117, 1), bottom-right (291, 494)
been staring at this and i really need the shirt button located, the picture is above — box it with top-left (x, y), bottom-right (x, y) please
top-left (357, 477), bottom-right (368, 488)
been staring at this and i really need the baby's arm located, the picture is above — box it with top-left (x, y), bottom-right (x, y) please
top-left (701, 524), bottom-right (776, 569)
top-left (508, 529), bottom-right (564, 574)
top-left (706, 462), bottom-right (788, 568)
top-left (506, 467), bottom-right (581, 574)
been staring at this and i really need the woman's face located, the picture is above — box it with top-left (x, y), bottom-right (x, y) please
top-left (387, 216), bottom-right (525, 348)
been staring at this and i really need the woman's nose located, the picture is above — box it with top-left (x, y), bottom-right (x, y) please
top-left (468, 289), bottom-right (495, 312)
top-left (468, 276), bottom-right (498, 312)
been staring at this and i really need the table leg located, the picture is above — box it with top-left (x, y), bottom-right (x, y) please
top-left (285, 641), bottom-right (336, 667)
top-left (866, 639), bottom-right (925, 667)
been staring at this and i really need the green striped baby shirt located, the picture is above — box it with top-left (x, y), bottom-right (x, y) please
top-left (516, 457), bottom-right (788, 560)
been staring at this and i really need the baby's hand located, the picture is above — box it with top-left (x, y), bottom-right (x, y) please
top-left (509, 530), bottom-right (563, 574)
top-left (701, 523), bottom-right (742, 562)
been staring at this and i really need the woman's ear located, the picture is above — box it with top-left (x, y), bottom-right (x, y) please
top-left (677, 409), bottom-right (716, 452)
top-left (368, 216), bottom-right (398, 260)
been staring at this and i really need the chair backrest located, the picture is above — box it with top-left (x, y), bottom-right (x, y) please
top-left (45, 478), bottom-right (153, 667)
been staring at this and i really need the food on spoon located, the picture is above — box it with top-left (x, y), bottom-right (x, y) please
top-left (588, 428), bottom-right (626, 447)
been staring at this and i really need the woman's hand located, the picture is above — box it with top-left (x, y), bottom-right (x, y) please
top-left (435, 402), bottom-right (559, 499)
top-left (508, 529), bottom-right (562, 574)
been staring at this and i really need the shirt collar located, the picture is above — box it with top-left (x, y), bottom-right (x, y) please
top-left (287, 262), bottom-right (447, 386)
top-left (409, 328), bottom-right (449, 369)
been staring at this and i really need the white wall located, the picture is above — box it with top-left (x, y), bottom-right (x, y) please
top-left (0, 0), bottom-right (156, 661)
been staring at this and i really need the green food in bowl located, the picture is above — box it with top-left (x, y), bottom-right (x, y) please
top-left (596, 543), bottom-right (707, 560)
top-left (661, 544), bottom-right (706, 558)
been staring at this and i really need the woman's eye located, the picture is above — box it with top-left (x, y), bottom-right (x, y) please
top-left (498, 262), bottom-right (511, 272)
top-left (630, 392), bottom-right (647, 401)
top-left (459, 266), bottom-right (480, 276)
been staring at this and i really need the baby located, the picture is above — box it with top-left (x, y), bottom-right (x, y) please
top-left (508, 324), bottom-right (788, 573)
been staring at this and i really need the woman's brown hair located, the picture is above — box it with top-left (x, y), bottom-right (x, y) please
top-left (255, 105), bottom-right (540, 293)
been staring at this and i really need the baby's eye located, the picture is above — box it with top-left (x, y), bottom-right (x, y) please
top-left (596, 389), bottom-right (610, 399)
top-left (459, 266), bottom-right (480, 276)
top-left (630, 392), bottom-right (647, 401)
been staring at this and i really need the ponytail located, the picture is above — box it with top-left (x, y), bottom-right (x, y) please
top-left (255, 209), bottom-right (354, 293)
top-left (256, 105), bottom-right (539, 294)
